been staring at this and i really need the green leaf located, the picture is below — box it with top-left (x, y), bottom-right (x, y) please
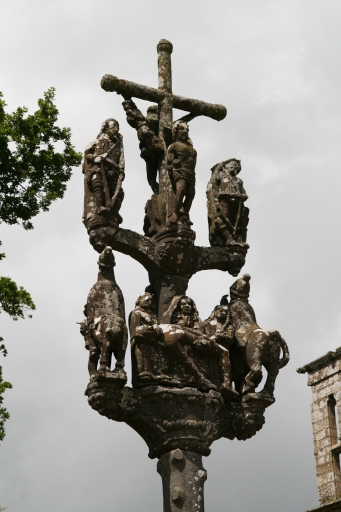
top-left (0, 276), bottom-right (35, 320)
top-left (0, 88), bottom-right (82, 230)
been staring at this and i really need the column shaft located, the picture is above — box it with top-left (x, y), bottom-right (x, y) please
top-left (157, 449), bottom-right (207, 512)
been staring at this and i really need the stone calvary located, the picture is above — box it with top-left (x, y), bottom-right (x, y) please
top-left (79, 40), bottom-right (290, 512)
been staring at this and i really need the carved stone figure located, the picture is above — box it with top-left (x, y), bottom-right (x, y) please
top-left (161, 296), bottom-right (238, 399)
top-left (82, 118), bottom-right (125, 231)
top-left (129, 292), bottom-right (166, 386)
top-left (166, 121), bottom-right (197, 223)
top-left (80, 247), bottom-right (128, 384)
top-left (227, 274), bottom-right (290, 400)
top-left (122, 100), bottom-right (164, 194)
top-left (207, 158), bottom-right (249, 246)
top-left (203, 305), bottom-right (234, 350)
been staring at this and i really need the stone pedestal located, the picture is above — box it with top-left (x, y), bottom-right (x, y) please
top-left (85, 379), bottom-right (271, 455)
top-left (157, 449), bottom-right (207, 512)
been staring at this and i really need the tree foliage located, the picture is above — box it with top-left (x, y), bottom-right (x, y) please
top-left (0, 87), bottom-right (81, 230)
top-left (0, 88), bottom-right (82, 440)
top-left (0, 277), bottom-right (36, 321)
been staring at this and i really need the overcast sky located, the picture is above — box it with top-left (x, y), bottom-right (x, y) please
top-left (0, 0), bottom-right (340, 511)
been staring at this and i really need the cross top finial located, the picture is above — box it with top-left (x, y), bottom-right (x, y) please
top-left (157, 39), bottom-right (173, 54)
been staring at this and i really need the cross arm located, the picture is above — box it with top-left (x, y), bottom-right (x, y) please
top-left (101, 74), bottom-right (227, 122)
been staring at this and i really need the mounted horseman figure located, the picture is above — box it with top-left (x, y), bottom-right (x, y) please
top-left (225, 274), bottom-right (289, 401)
top-left (80, 247), bottom-right (128, 385)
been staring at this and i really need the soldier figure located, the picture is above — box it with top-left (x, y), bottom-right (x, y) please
top-left (83, 118), bottom-right (125, 224)
top-left (207, 158), bottom-right (249, 245)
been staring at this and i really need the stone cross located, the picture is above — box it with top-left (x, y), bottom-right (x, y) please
top-left (101, 39), bottom-right (226, 132)
top-left (82, 39), bottom-right (289, 512)
top-left (100, 39), bottom-right (227, 195)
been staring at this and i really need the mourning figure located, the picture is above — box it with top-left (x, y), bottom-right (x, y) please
top-left (82, 118), bottom-right (125, 229)
top-left (80, 247), bottom-right (128, 384)
top-left (161, 296), bottom-right (238, 398)
top-left (227, 274), bottom-right (289, 399)
top-left (122, 99), bottom-right (164, 194)
top-left (166, 121), bottom-right (197, 223)
top-left (207, 158), bottom-right (249, 246)
top-left (129, 292), bottom-right (164, 383)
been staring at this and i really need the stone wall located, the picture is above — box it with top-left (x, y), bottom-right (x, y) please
top-left (298, 348), bottom-right (341, 507)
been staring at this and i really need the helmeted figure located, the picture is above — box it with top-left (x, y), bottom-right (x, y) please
top-left (207, 158), bottom-right (249, 246)
top-left (122, 100), bottom-right (164, 194)
top-left (227, 274), bottom-right (289, 399)
top-left (82, 118), bottom-right (125, 231)
top-left (81, 246), bottom-right (128, 384)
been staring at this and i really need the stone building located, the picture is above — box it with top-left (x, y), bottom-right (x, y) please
top-left (298, 348), bottom-right (341, 511)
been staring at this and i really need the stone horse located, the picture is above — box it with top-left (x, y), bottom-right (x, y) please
top-left (224, 274), bottom-right (289, 399)
top-left (83, 246), bottom-right (128, 383)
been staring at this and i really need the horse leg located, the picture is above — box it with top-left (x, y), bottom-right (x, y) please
top-left (244, 335), bottom-right (265, 394)
top-left (112, 327), bottom-right (127, 372)
top-left (243, 365), bottom-right (262, 394)
top-left (261, 363), bottom-right (279, 398)
top-left (88, 334), bottom-right (100, 377)
top-left (230, 345), bottom-right (247, 394)
top-left (99, 334), bottom-right (112, 372)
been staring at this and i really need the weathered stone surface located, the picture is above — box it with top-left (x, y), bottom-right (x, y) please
top-left (85, 382), bottom-right (269, 458)
top-left (207, 158), bottom-right (249, 248)
top-left (87, 225), bottom-right (247, 281)
top-left (226, 274), bottom-right (289, 398)
top-left (298, 347), bottom-right (341, 506)
top-left (157, 449), bottom-right (207, 512)
top-left (82, 119), bottom-right (124, 233)
top-left (80, 247), bottom-right (127, 384)
top-left (100, 75), bottom-right (227, 121)
top-left (122, 99), bottom-right (163, 194)
top-left (128, 293), bottom-right (238, 399)
top-left (79, 38), bottom-right (290, 512)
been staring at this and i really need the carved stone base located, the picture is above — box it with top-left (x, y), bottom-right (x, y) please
top-left (85, 381), bottom-right (270, 458)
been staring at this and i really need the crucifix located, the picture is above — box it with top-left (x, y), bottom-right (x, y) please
top-left (101, 39), bottom-right (226, 200)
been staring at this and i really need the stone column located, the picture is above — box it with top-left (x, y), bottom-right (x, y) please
top-left (157, 449), bottom-right (207, 512)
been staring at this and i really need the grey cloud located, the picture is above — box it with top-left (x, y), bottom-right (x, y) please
top-left (0, 0), bottom-right (340, 511)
